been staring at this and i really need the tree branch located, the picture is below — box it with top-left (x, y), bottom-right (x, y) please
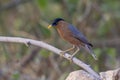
top-left (0, 36), bottom-right (101, 80)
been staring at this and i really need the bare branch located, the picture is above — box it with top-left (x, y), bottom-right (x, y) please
top-left (0, 36), bottom-right (101, 80)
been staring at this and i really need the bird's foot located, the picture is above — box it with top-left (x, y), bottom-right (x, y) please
top-left (68, 56), bottom-right (73, 63)
top-left (60, 51), bottom-right (66, 58)
top-left (92, 54), bottom-right (98, 60)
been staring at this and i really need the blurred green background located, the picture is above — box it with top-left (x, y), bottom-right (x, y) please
top-left (0, 0), bottom-right (120, 80)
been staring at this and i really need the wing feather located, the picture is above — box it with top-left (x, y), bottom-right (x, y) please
top-left (68, 24), bottom-right (93, 47)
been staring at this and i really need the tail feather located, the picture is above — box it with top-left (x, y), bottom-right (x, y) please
top-left (83, 45), bottom-right (97, 60)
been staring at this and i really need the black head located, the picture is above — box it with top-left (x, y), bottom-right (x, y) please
top-left (51, 18), bottom-right (64, 26)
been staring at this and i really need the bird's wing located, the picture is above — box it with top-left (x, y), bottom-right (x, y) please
top-left (68, 24), bottom-right (92, 46)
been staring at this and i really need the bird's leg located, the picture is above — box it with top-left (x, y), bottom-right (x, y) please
top-left (60, 45), bottom-right (75, 57)
top-left (68, 47), bottom-right (80, 62)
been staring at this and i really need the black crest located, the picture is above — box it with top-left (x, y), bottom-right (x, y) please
top-left (52, 18), bottom-right (64, 26)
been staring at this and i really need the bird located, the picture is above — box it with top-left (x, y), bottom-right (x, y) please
top-left (48, 18), bottom-right (97, 61)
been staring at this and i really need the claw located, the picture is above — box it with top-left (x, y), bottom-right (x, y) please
top-left (68, 56), bottom-right (73, 63)
top-left (60, 45), bottom-right (75, 57)
top-left (60, 51), bottom-right (65, 57)
top-left (91, 54), bottom-right (98, 60)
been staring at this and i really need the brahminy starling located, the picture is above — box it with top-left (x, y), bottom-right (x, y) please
top-left (48, 18), bottom-right (97, 60)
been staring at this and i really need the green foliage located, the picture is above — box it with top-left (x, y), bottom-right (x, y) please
top-left (37, 0), bottom-right (48, 9)
top-left (39, 49), bottom-right (51, 58)
top-left (97, 19), bottom-right (113, 37)
top-left (94, 65), bottom-right (99, 72)
top-left (101, 0), bottom-right (120, 18)
top-left (11, 71), bottom-right (20, 80)
top-left (61, 60), bottom-right (70, 67)
top-left (106, 48), bottom-right (116, 68)
top-left (101, 0), bottom-right (120, 12)
top-left (94, 48), bottom-right (102, 57)
top-left (38, 24), bottom-right (51, 38)
top-left (107, 48), bottom-right (116, 58)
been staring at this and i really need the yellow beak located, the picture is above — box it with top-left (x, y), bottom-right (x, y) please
top-left (48, 25), bottom-right (52, 29)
